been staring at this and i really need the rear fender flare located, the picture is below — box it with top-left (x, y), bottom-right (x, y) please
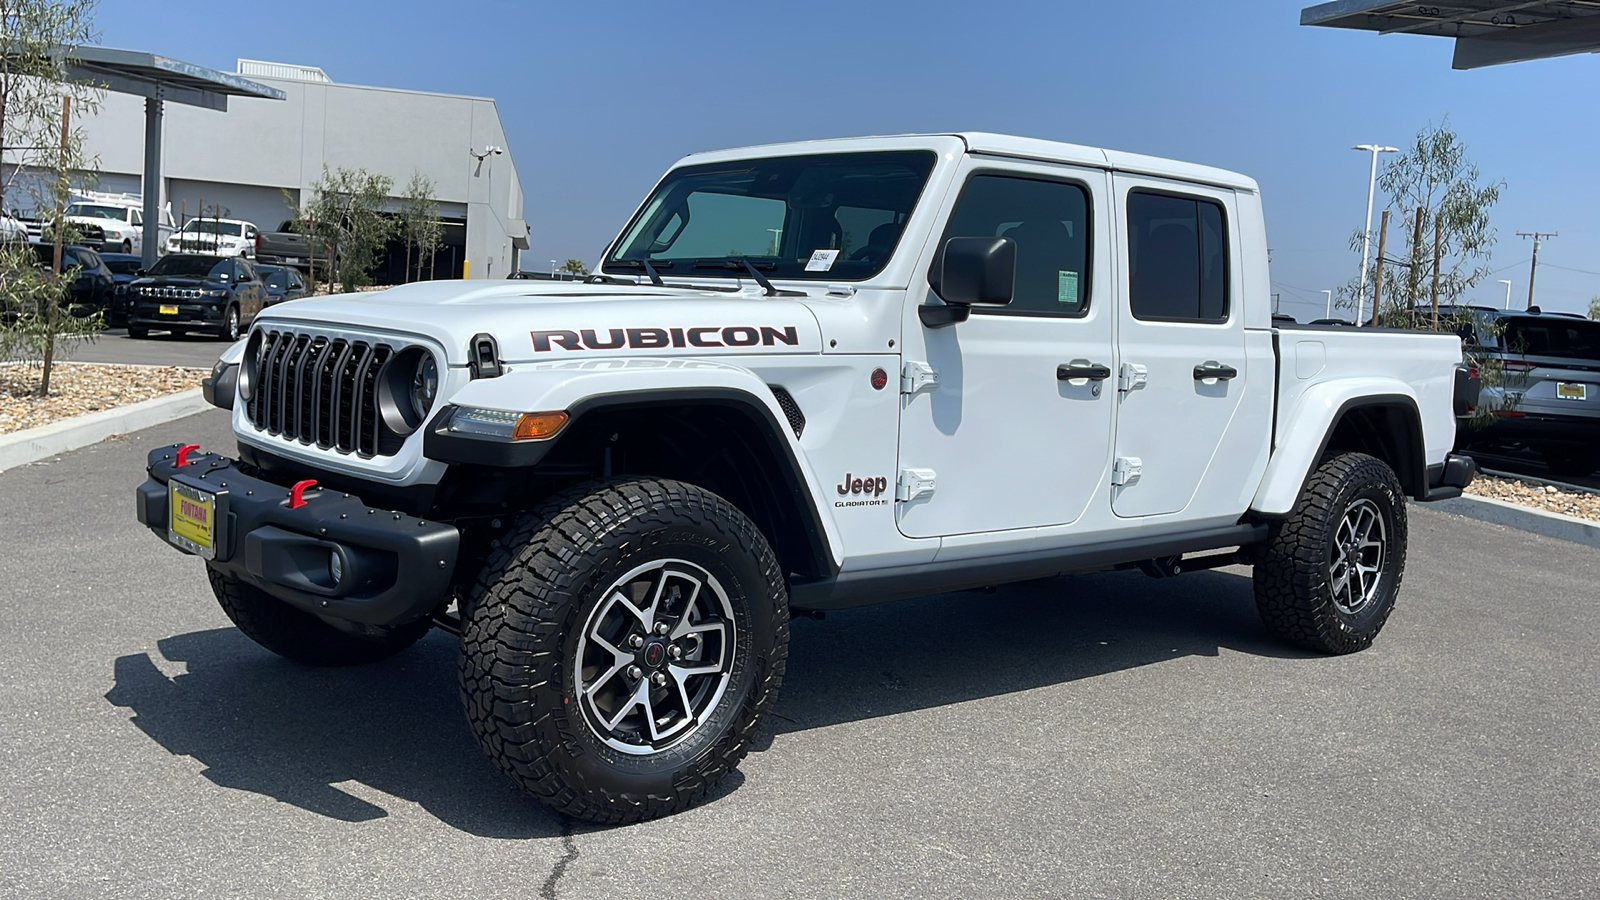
top-left (1252, 379), bottom-right (1424, 516)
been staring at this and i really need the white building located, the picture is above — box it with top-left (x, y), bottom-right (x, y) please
top-left (64, 58), bottom-right (527, 280)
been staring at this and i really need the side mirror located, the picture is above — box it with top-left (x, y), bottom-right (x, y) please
top-left (135, 269), bottom-right (146, 276)
top-left (922, 236), bottom-right (1015, 328)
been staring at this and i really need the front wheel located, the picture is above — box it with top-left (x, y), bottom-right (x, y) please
top-left (459, 478), bottom-right (788, 824)
top-left (1253, 452), bottom-right (1408, 654)
top-left (218, 306), bottom-right (240, 341)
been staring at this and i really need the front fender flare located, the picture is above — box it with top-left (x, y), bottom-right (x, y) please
top-left (423, 357), bottom-right (842, 573)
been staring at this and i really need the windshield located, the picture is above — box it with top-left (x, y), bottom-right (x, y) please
top-left (103, 258), bottom-right (142, 275)
top-left (606, 150), bottom-right (937, 282)
top-left (67, 203), bottom-right (127, 221)
top-left (181, 220), bottom-right (244, 236)
top-left (258, 266), bottom-right (293, 290)
top-left (1501, 316), bottom-right (1600, 362)
top-left (148, 255), bottom-right (231, 279)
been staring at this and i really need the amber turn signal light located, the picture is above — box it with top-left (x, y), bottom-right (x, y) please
top-left (512, 411), bottom-right (569, 441)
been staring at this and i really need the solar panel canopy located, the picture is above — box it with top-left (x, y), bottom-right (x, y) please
top-left (1301, 1), bottom-right (1600, 68)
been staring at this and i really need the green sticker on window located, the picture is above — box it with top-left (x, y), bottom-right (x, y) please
top-left (1057, 270), bottom-right (1079, 304)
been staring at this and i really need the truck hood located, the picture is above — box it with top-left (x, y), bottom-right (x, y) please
top-left (251, 280), bottom-right (826, 365)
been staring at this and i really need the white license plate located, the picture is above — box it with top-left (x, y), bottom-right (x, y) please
top-left (285, 257), bottom-right (303, 265)
top-left (1555, 382), bottom-right (1588, 401)
top-left (168, 481), bottom-right (216, 559)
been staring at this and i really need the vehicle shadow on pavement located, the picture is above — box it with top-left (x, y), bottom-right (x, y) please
top-left (770, 567), bottom-right (1307, 738)
top-left (104, 628), bottom-right (561, 839)
top-left (101, 567), bottom-right (1295, 833)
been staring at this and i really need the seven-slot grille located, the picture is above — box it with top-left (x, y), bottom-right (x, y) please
top-left (245, 329), bottom-right (396, 457)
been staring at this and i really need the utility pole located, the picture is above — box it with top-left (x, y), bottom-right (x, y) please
top-left (1371, 210), bottom-right (1390, 327)
top-left (1440, 212), bottom-right (1452, 329)
top-left (1517, 231), bottom-right (1556, 309)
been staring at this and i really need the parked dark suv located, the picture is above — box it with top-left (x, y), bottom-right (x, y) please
top-left (1457, 306), bottom-right (1600, 477)
top-left (30, 242), bottom-right (114, 318)
top-left (126, 254), bottom-right (267, 341)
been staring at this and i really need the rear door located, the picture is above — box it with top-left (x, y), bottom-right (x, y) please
top-left (1110, 176), bottom-right (1248, 519)
top-left (896, 159), bottom-right (1116, 538)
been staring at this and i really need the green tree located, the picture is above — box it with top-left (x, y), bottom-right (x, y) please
top-left (560, 258), bottom-right (588, 277)
top-left (398, 171), bottom-right (440, 283)
top-left (0, 0), bottom-right (102, 394)
top-left (1336, 119), bottom-right (1502, 329)
top-left (1588, 296), bottom-right (1600, 322)
top-left (287, 167), bottom-right (394, 291)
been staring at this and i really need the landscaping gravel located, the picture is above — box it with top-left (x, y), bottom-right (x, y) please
top-left (0, 363), bottom-right (205, 435)
top-left (1468, 472), bottom-right (1600, 521)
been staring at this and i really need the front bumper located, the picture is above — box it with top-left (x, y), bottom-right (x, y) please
top-left (135, 445), bottom-right (459, 625)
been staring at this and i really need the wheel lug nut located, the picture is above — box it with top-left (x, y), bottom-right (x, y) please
top-left (627, 665), bottom-right (642, 679)
top-left (652, 672), bottom-right (667, 686)
top-left (656, 623), bottom-right (670, 635)
top-left (669, 645), bottom-right (682, 659)
top-left (629, 634), bottom-right (644, 648)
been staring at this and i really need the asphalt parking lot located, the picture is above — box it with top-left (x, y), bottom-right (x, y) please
top-left (66, 328), bottom-right (228, 369)
top-left (3, 410), bottom-right (1597, 899)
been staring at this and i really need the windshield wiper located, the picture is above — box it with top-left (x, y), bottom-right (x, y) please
top-left (609, 258), bottom-right (669, 286)
top-left (691, 258), bottom-right (805, 297)
top-left (602, 258), bottom-right (740, 292)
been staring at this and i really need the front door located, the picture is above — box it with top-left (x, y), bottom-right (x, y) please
top-left (896, 161), bottom-right (1115, 539)
top-left (1109, 176), bottom-right (1248, 519)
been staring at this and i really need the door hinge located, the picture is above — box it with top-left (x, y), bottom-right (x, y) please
top-left (896, 468), bottom-right (937, 502)
top-left (1111, 456), bottom-right (1143, 487)
top-left (901, 361), bottom-right (938, 395)
top-left (1118, 363), bottom-right (1148, 394)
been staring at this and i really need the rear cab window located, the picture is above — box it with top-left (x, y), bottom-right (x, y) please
top-left (1126, 191), bottom-right (1229, 322)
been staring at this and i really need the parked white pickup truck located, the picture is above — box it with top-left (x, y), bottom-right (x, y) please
top-left (139, 133), bottom-right (1478, 824)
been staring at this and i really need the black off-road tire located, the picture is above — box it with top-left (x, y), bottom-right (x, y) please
top-left (1253, 452), bottom-right (1408, 654)
top-left (206, 568), bottom-right (432, 666)
top-left (459, 478), bottom-right (789, 825)
top-left (127, 325), bottom-right (148, 339)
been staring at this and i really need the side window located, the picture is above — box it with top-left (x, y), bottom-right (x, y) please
top-left (131, 210), bottom-right (142, 226)
top-left (935, 173), bottom-right (1091, 315)
top-left (1126, 191), bottom-right (1229, 322)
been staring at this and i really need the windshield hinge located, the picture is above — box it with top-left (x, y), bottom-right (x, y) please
top-left (901, 361), bottom-right (938, 395)
top-left (468, 333), bottom-right (502, 379)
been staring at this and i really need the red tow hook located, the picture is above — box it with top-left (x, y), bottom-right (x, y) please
top-left (288, 479), bottom-right (319, 509)
top-left (174, 443), bottom-right (201, 466)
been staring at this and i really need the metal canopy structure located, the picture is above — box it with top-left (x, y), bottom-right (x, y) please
top-left (1301, 1), bottom-right (1600, 69)
top-left (49, 47), bottom-right (286, 265)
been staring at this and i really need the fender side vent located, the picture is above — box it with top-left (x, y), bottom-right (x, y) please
top-left (769, 385), bottom-right (805, 438)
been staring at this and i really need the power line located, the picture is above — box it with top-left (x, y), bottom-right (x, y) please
top-left (1541, 262), bottom-right (1600, 279)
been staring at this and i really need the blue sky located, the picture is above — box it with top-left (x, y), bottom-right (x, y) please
top-left (97, 0), bottom-right (1599, 319)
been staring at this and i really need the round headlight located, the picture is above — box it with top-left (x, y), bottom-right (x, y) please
top-left (410, 354), bottom-right (438, 419)
top-left (237, 330), bottom-right (262, 403)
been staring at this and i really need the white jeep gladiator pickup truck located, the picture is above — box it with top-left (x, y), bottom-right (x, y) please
top-left (138, 133), bottom-right (1479, 824)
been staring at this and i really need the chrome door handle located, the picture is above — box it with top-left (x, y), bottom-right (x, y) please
top-left (1058, 362), bottom-right (1112, 381)
top-left (1193, 362), bottom-right (1238, 381)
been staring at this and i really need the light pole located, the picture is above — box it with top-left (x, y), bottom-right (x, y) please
top-left (1353, 144), bottom-right (1399, 327)
top-left (1498, 279), bottom-right (1512, 310)
top-left (1321, 290), bottom-right (1333, 320)
top-left (550, 259), bottom-right (557, 279)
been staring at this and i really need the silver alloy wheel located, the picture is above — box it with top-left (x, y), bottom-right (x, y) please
top-left (225, 308), bottom-right (240, 341)
top-left (573, 558), bottom-right (737, 755)
top-left (1329, 497), bottom-right (1386, 615)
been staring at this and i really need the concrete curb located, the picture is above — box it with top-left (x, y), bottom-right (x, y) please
top-left (0, 388), bottom-right (213, 474)
top-left (1423, 493), bottom-right (1600, 548)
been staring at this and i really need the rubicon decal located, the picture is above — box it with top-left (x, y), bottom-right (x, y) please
top-left (532, 326), bottom-right (800, 352)
top-left (835, 472), bottom-right (889, 508)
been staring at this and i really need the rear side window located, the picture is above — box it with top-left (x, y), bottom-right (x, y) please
top-left (935, 174), bottom-right (1092, 316)
top-left (1502, 317), bottom-right (1600, 361)
top-left (1127, 191), bottom-right (1229, 322)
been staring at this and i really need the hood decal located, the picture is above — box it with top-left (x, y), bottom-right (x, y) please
top-left (533, 325), bottom-right (800, 352)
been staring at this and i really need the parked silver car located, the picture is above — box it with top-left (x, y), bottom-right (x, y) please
top-left (1461, 307), bottom-right (1600, 476)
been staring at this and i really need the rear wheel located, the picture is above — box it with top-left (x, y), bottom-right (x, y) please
top-left (459, 478), bottom-right (788, 824)
top-left (1253, 452), bottom-right (1407, 654)
top-left (127, 326), bottom-right (149, 339)
top-left (206, 569), bottom-right (431, 665)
